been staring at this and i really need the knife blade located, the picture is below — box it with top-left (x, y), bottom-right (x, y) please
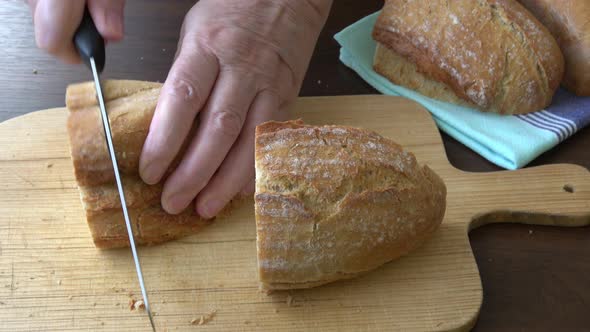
top-left (73, 8), bottom-right (156, 332)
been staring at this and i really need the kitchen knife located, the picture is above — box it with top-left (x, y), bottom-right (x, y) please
top-left (73, 8), bottom-right (156, 332)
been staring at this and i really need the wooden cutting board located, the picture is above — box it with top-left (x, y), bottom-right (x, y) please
top-left (1, 95), bottom-right (589, 331)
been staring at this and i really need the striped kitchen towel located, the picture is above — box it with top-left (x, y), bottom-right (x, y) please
top-left (515, 93), bottom-right (589, 143)
top-left (334, 12), bottom-right (590, 170)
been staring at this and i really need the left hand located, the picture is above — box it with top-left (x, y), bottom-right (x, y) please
top-left (138, 0), bottom-right (332, 218)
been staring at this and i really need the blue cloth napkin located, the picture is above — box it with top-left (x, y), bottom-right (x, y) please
top-left (334, 12), bottom-right (590, 170)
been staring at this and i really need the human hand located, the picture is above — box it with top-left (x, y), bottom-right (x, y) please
top-left (139, 0), bottom-right (332, 218)
top-left (26, 0), bottom-right (125, 64)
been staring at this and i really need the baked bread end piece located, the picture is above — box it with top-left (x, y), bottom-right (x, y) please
top-left (371, 0), bottom-right (564, 115)
top-left (254, 120), bottom-right (446, 291)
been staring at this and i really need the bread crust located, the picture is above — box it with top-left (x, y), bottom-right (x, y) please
top-left (66, 80), bottom-right (225, 249)
top-left (517, 0), bottom-right (590, 96)
top-left (254, 120), bottom-right (446, 290)
top-left (372, 0), bottom-right (564, 115)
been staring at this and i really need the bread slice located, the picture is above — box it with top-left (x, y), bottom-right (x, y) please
top-left (254, 120), bottom-right (447, 290)
top-left (372, 0), bottom-right (565, 115)
top-left (65, 80), bottom-right (226, 249)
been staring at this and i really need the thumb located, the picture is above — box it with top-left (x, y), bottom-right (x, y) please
top-left (87, 0), bottom-right (125, 41)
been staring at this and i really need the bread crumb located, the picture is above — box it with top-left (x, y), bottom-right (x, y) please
top-left (286, 295), bottom-right (294, 307)
top-left (190, 309), bottom-right (217, 326)
top-left (162, 48), bottom-right (166, 52)
top-left (57, 279), bottom-right (61, 285)
top-left (28, 313), bottom-right (33, 317)
top-left (32, 69), bottom-right (38, 74)
top-left (135, 300), bottom-right (145, 311)
top-left (139, 56), bottom-right (144, 61)
top-left (274, 308), bottom-right (279, 313)
top-left (129, 298), bottom-right (145, 311)
top-left (111, 287), bottom-right (126, 293)
top-left (161, 299), bottom-right (166, 304)
top-left (528, 230), bottom-right (533, 235)
top-left (68, 295), bottom-right (73, 300)
top-left (101, 322), bottom-right (105, 326)
top-left (93, 302), bottom-right (97, 307)
top-left (46, 163), bottom-right (53, 168)
top-left (317, 80), bottom-right (322, 84)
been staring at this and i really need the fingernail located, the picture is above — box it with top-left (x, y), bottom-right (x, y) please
top-left (140, 162), bottom-right (161, 185)
top-left (198, 199), bottom-right (225, 219)
top-left (163, 193), bottom-right (188, 214)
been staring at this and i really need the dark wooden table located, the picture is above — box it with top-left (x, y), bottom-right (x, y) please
top-left (1, 1), bottom-right (589, 330)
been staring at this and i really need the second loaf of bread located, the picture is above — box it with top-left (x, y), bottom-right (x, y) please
top-left (372, 0), bottom-right (565, 115)
top-left (254, 120), bottom-right (447, 290)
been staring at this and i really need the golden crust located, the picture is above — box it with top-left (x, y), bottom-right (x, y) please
top-left (254, 120), bottom-right (446, 290)
top-left (65, 80), bottom-right (223, 249)
top-left (372, 0), bottom-right (564, 114)
top-left (517, 0), bottom-right (590, 96)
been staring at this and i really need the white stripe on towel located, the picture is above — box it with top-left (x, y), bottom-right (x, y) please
top-left (516, 114), bottom-right (565, 141)
top-left (528, 112), bottom-right (571, 138)
top-left (540, 110), bottom-right (578, 133)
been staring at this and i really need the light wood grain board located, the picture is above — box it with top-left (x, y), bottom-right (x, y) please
top-left (1, 96), bottom-right (589, 331)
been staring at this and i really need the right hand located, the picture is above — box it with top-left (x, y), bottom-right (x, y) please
top-left (26, 0), bottom-right (125, 64)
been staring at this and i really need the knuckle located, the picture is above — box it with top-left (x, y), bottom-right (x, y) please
top-left (164, 73), bottom-right (203, 106)
top-left (210, 107), bottom-right (244, 139)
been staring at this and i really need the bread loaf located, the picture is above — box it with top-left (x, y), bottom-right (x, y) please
top-left (254, 120), bottom-right (446, 290)
top-left (516, 0), bottom-right (590, 96)
top-left (372, 0), bottom-right (565, 115)
top-left (66, 80), bottom-right (224, 249)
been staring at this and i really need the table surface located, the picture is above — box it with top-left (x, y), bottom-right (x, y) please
top-left (1, 1), bottom-right (588, 331)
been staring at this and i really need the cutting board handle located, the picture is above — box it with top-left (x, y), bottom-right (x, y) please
top-left (462, 163), bottom-right (590, 231)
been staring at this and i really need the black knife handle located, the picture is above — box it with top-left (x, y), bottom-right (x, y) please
top-left (73, 8), bottom-right (105, 73)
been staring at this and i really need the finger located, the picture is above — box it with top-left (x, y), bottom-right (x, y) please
top-left (87, 0), bottom-right (125, 41)
top-left (139, 42), bottom-right (218, 185)
top-left (26, 0), bottom-right (39, 14)
top-left (195, 90), bottom-right (286, 219)
top-left (33, 0), bottom-right (86, 64)
top-left (240, 178), bottom-right (256, 197)
top-left (160, 72), bottom-right (258, 214)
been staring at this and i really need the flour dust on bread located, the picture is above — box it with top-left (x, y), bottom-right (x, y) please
top-left (254, 120), bottom-right (447, 290)
top-left (372, 0), bottom-right (565, 115)
top-left (66, 80), bottom-right (236, 249)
